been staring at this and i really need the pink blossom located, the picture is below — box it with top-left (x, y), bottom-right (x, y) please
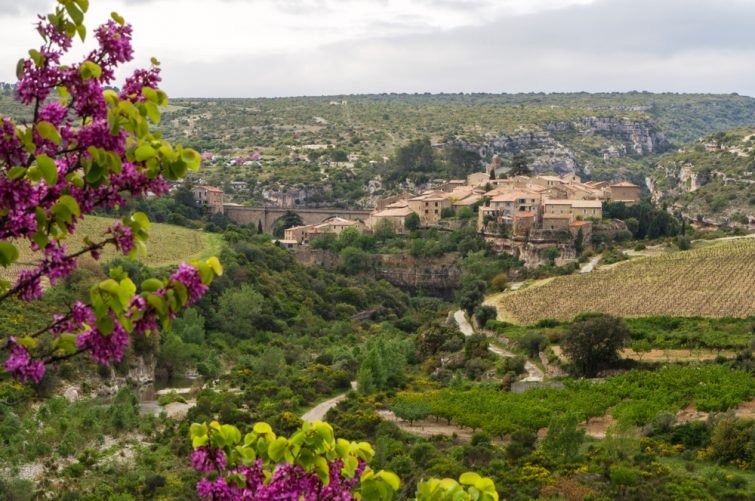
top-left (170, 263), bottom-right (208, 306)
top-left (4, 339), bottom-right (45, 384)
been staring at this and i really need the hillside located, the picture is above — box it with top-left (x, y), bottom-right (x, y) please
top-left (489, 237), bottom-right (755, 323)
top-left (0, 216), bottom-right (222, 283)
top-left (648, 127), bottom-right (755, 225)
top-left (4, 89), bottom-right (754, 209)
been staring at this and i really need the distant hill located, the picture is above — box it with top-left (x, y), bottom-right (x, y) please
top-left (648, 127), bottom-right (755, 225)
top-left (2, 88), bottom-right (754, 207)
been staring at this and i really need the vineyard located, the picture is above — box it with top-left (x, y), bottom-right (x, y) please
top-left (394, 366), bottom-right (755, 437)
top-left (493, 238), bottom-right (755, 324)
top-left (0, 216), bottom-right (221, 283)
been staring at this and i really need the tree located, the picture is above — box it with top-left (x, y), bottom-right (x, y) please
top-left (542, 246), bottom-right (560, 265)
top-left (562, 314), bottom-right (630, 377)
top-left (217, 284), bottom-right (265, 338)
top-left (404, 212), bottom-right (420, 231)
top-left (392, 399), bottom-right (430, 425)
top-left (0, 1), bottom-right (220, 384)
top-left (509, 153), bottom-right (531, 176)
top-left (474, 305), bottom-right (497, 327)
top-left (518, 332), bottom-right (547, 358)
top-left (541, 414), bottom-right (585, 461)
top-left (272, 211), bottom-right (304, 237)
top-left (373, 219), bottom-right (395, 241)
top-left (257, 220), bottom-right (264, 234)
top-left (574, 228), bottom-right (584, 256)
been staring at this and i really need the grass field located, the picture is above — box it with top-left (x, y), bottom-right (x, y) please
top-left (490, 238), bottom-right (755, 324)
top-left (0, 216), bottom-right (222, 282)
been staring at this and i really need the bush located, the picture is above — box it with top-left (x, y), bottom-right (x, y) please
top-left (518, 332), bottom-right (548, 358)
top-left (562, 314), bottom-right (630, 377)
top-left (474, 305), bottom-right (497, 327)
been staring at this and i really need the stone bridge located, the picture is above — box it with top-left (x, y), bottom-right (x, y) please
top-left (223, 204), bottom-right (373, 232)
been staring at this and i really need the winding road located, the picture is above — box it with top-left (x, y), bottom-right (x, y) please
top-left (301, 381), bottom-right (357, 422)
top-left (453, 310), bottom-right (543, 382)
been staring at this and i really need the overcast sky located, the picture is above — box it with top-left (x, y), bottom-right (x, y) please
top-left (0, 0), bottom-right (754, 98)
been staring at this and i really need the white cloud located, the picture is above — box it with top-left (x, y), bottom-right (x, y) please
top-left (0, 0), bottom-right (754, 97)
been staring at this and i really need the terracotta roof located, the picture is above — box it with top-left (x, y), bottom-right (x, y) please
top-left (514, 211), bottom-right (536, 218)
top-left (491, 191), bottom-right (539, 202)
top-left (610, 181), bottom-right (640, 188)
top-left (194, 185), bottom-right (224, 193)
top-left (372, 207), bottom-right (414, 217)
top-left (569, 221), bottom-right (592, 227)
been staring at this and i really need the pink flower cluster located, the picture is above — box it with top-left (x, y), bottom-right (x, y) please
top-left (4, 338), bottom-right (45, 384)
top-left (194, 457), bottom-right (365, 500)
top-left (192, 447), bottom-right (227, 473)
top-left (109, 222), bottom-right (136, 255)
top-left (75, 317), bottom-right (130, 365)
top-left (171, 263), bottom-right (208, 306)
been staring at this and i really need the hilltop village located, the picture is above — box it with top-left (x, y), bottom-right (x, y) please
top-left (191, 170), bottom-right (641, 266)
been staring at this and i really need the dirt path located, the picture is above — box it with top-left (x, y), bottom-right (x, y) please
top-left (377, 410), bottom-right (475, 441)
top-left (301, 382), bottom-right (357, 422)
top-left (580, 256), bottom-right (601, 273)
top-left (454, 310), bottom-right (544, 382)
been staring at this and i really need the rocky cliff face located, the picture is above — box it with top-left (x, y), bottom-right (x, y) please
top-left (578, 117), bottom-right (666, 155)
top-left (293, 248), bottom-right (460, 298)
top-left (459, 116), bottom-right (665, 176)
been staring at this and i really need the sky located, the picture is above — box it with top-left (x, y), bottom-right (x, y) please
top-left (0, 0), bottom-right (754, 98)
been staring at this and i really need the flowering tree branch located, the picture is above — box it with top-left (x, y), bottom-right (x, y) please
top-left (0, 0), bottom-right (220, 384)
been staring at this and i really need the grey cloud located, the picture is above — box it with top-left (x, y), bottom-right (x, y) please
top-left (0, 0), bottom-right (51, 16)
top-left (159, 0), bottom-right (755, 97)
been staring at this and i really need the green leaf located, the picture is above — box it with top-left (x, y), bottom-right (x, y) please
top-left (118, 278), bottom-right (136, 308)
top-left (7, 166), bottom-right (26, 180)
top-left (141, 278), bottom-right (163, 293)
top-left (377, 470), bottom-right (400, 491)
top-left (111, 11), bottom-right (125, 26)
top-left (134, 144), bottom-right (157, 162)
top-left (144, 101), bottom-right (160, 124)
top-left (80, 61), bottom-right (102, 80)
top-left (74, 0), bottom-right (89, 13)
top-left (459, 472), bottom-right (482, 486)
top-left (96, 314), bottom-right (114, 335)
top-left (147, 294), bottom-right (167, 316)
top-left (131, 212), bottom-right (151, 230)
top-left (36, 154), bottom-right (58, 185)
top-left (65, 2), bottom-right (84, 25)
top-left (190, 422), bottom-right (208, 440)
top-left (28, 49), bottom-right (44, 67)
top-left (76, 23), bottom-right (86, 42)
top-left (58, 195), bottom-right (81, 217)
top-left (36, 121), bottom-right (61, 145)
top-left (192, 435), bottom-right (208, 448)
top-left (16, 58), bottom-right (24, 79)
top-left (0, 242), bottom-right (19, 266)
top-left (253, 422), bottom-right (273, 435)
top-left (267, 437), bottom-right (288, 461)
top-left (53, 333), bottom-right (77, 354)
top-left (206, 256), bottom-right (223, 276)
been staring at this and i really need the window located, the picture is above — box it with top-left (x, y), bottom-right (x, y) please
top-left (434, 210), bottom-right (438, 214)
top-left (435, 202), bottom-right (438, 207)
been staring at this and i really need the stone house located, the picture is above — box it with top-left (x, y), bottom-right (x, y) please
top-left (609, 182), bottom-right (641, 204)
top-left (191, 185), bottom-right (224, 214)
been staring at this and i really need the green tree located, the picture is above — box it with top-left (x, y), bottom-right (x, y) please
top-left (171, 308), bottom-right (206, 345)
top-left (574, 228), bottom-right (584, 256)
top-left (562, 314), bottom-right (630, 377)
top-left (509, 153), bottom-right (531, 176)
top-left (392, 399), bottom-right (431, 425)
top-left (541, 414), bottom-right (585, 461)
top-left (405, 212), bottom-right (420, 231)
top-left (518, 332), bottom-right (547, 358)
top-left (272, 211), bottom-right (304, 237)
top-left (217, 284), bottom-right (265, 338)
